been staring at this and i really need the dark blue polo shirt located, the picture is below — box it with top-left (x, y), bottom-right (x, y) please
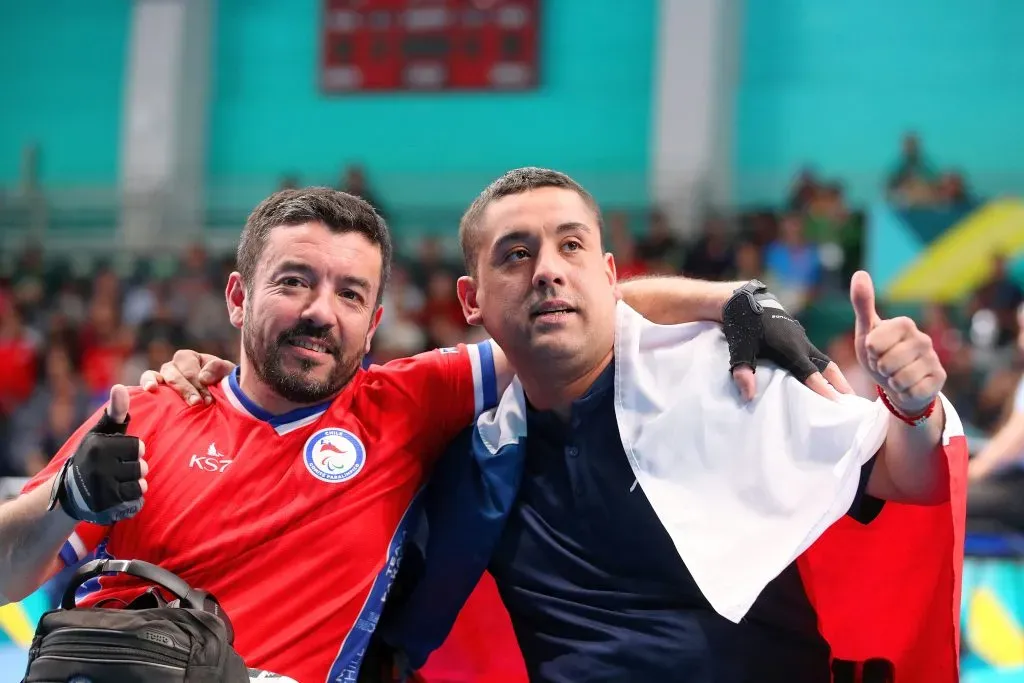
top-left (488, 361), bottom-right (882, 683)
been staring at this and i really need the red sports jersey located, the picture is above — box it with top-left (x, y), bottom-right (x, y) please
top-left (23, 341), bottom-right (499, 683)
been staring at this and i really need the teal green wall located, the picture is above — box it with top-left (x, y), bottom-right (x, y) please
top-left (735, 0), bottom-right (1024, 205)
top-left (0, 1), bottom-right (130, 185)
top-left (208, 0), bottom-right (657, 214)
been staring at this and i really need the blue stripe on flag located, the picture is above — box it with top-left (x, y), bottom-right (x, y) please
top-left (325, 491), bottom-right (423, 682)
top-left (58, 541), bottom-right (78, 567)
top-left (76, 539), bottom-right (112, 603)
top-left (477, 341), bottom-right (498, 409)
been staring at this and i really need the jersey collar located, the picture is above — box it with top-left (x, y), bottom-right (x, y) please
top-left (222, 367), bottom-right (334, 435)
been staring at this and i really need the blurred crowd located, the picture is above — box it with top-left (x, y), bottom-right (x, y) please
top-left (1, 136), bottom-right (1022, 480)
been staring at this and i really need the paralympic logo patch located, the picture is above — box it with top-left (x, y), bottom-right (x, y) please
top-left (303, 428), bottom-right (366, 483)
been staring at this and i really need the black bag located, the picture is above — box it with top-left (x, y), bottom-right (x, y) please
top-left (22, 558), bottom-right (251, 683)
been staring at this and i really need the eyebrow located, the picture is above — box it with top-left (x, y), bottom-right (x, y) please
top-left (272, 260), bottom-right (316, 279)
top-left (272, 261), bottom-right (371, 293)
top-left (491, 222), bottom-right (593, 253)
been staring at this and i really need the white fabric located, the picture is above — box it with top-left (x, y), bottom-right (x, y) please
top-left (1014, 375), bottom-right (1024, 415)
top-left (479, 301), bottom-right (959, 624)
top-left (613, 301), bottom-right (891, 622)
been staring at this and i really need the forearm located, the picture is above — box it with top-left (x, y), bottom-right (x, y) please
top-left (618, 276), bottom-right (745, 324)
top-left (971, 414), bottom-right (1024, 476)
top-left (0, 479), bottom-right (76, 604)
top-left (875, 401), bottom-right (949, 504)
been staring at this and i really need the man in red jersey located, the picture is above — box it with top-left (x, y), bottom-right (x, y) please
top-left (0, 188), bottom-right (511, 683)
top-left (0, 186), bottom-right (845, 683)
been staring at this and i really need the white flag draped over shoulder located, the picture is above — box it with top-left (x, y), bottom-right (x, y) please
top-left (612, 301), bottom-right (895, 621)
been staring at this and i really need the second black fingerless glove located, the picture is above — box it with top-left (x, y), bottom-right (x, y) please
top-left (722, 280), bottom-right (831, 382)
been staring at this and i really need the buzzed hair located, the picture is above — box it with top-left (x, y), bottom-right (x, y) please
top-left (459, 167), bottom-right (603, 275)
top-left (237, 187), bottom-right (392, 307)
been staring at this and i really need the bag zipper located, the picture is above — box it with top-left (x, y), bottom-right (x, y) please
top-left (38, 640), bottom-right (190, 667)
top-left (42, 627), bottom-right (189, 654)
top-left (33, 653), bottom-right (186, 671)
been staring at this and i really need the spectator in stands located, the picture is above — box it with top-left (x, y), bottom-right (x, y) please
top-left (636, 210), bottom-right (682, 272)
top-left (372, 266), bottom-right (428, 363)
top-left (10, 244), bottom-right (46, 325)
top-left (923, 303), bottom-right (965, 370)
top-left (787, 167), bottom-right (819, 212)
top-left (763, 212), bottom-right (822, 315)
top-left (607, 212), bottom-right (649, 280)
top-left (936, 171), bottom-right (974, 208)
top-left (965, 304), bottom-right (1024, 533)
top-left (804, 182), bottom-right (858, 248)
top-left (407, 236), bottom-right (459, 291)
top-left (77, 301), bottom-right (131, 408)
top-left (922, 303), bottom-right (975, 410)
top-left (0, 291), bottom-right (39, 415)
top-left (969, 253), bottom-right (1024, 347)
top-left (419, 269), bottom-right (469, 349)
top-left (340, 164), bottom-right (386, 217)
top-left (122, 278), bottom-right (160, 329)
top-left (0, 290), bottom-right (40, 475)
top-left (733, 241), bottom-right (766, 283)
top-left (682, 216), bottom-right (735, 281)
top-left (121, 334), bottom-right (177, 397)
top-left (887, 132), bottom-right (937, 205)
top-left (9, 344), bottom-right (90, 476)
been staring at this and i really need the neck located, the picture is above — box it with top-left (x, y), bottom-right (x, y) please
top-left (517, 346), bottom-right (613, 420)
top-left (237, 359), bottom-right (338, 416)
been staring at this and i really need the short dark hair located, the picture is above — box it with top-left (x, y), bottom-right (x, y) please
top-left (237, 187), bottom-right (392, 306)
top-left (459, 167), bottom-right (603, 275)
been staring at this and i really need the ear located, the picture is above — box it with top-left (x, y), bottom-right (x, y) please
top-left (364, 305), bottom-right (384, 356)
top-left (457, 275), bottom-right (484, 326)
top-left (226, 272), bottom-right (246, 329)
top-left (604, 252), bottom-right (622, 300)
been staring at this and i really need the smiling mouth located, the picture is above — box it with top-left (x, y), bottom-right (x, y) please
top-left (288, 338), bottom-right (333, 355)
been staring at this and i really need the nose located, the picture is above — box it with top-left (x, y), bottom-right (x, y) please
top-left (302, 283), bottom-right (338, 330)
top-left (531, 244), bottom-right (567, 291)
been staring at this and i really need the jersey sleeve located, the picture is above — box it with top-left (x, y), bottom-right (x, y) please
top-left (1014, 375), bottom-right (1024, 414)
top-left (380, 341), bottom-right (500, 447)
top-left (20, 386), bottom-right (185, 567)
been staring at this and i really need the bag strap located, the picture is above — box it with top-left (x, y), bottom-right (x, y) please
top-left (61, 559), bottom-right (204, 611)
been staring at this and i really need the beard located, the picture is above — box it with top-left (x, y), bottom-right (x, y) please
top-left (242, 315), bottom-right (364, 404)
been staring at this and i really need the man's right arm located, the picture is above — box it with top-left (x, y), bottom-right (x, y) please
top-left (0, 385), bottom-right (147, 605)
top-left (0, 482), bottom-right (77, 604)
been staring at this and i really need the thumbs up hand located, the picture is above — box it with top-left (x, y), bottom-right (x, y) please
top-left (48, 385), bottom-right (149, 525)
top-left (851, 270), bottom-right (947, 416)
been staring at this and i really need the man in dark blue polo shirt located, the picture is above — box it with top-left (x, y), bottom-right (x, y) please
top-left (380, 167), bottom-right (955, 683)
top-left (489, 358), bottom-right (881, 682)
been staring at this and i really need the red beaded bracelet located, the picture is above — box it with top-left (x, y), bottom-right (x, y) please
top-left (876, 385), bottom-right (937, 426)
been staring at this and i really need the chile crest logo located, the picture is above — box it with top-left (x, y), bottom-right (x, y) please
top-left (303, 428), bottom-right (366, 483)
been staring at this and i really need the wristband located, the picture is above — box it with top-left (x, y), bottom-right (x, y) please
top-left (46, 459), bottom-right (75, 516)
top-left (876, 385), bottom-right (937, 427)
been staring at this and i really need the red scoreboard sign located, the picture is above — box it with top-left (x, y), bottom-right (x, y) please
top-left (320, 0), bottom-right (539, 92)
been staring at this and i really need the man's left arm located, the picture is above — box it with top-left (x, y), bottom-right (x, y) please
top-left (617, 276), bottom-right (741, 325)
top-left (848, 271), bottom-right (954, 504)
top-left (618, 276), bottom-right (852, 400)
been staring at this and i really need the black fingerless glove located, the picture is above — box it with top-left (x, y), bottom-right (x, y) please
top-left (722, 280), bottom-right (831, 382)
top-left (47, 411), bottom-right (145, 525)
